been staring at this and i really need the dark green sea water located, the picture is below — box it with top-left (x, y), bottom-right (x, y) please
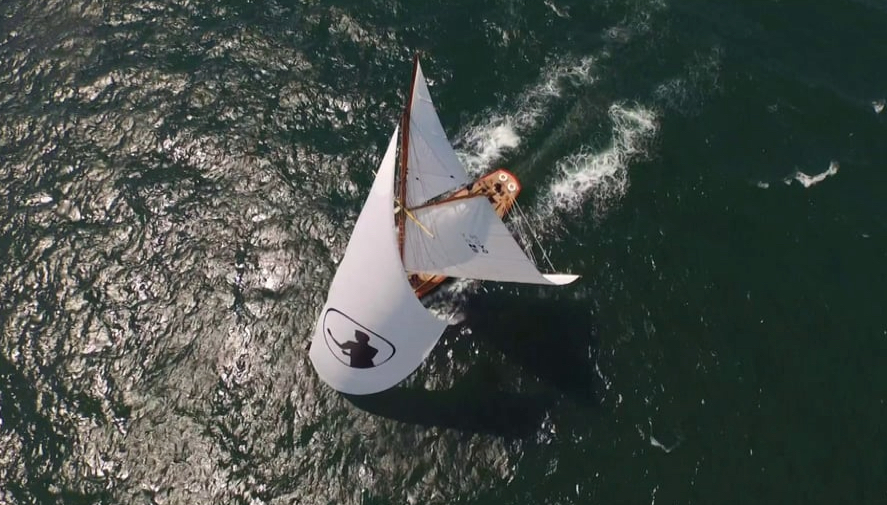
top-left (2, 1), bottom-right (886, 504)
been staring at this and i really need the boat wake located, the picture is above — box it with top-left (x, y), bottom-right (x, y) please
top-left (539, 103), bottom-right (659, 220)
top-left (451, 53), bottom-right (660, 230)
top-left (436, 52), bottom-right (661, 307)
top-left (455, 54), bottom-right (598, 175)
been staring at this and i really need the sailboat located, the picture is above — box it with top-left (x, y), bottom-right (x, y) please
top-left (309, 56), bottom-right (578, 395)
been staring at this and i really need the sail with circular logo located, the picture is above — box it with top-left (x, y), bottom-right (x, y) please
top-left (309, 127), bottom-right (449, 395)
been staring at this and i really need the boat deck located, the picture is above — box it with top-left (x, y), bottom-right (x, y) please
top-left (408, 168), bottom-right (522, 298)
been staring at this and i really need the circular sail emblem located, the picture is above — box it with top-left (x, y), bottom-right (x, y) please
top-left (322, 308), bottom-right (396, 369)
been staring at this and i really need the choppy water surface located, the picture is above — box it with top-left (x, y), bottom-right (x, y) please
top-left (2, 1), bottom-right (886, 504)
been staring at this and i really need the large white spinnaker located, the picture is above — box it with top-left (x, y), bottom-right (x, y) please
top-left (402, 196), bottom-right (579, 286)
top-left (309, 128), bottom-right (448, 395)
top-left (403, 60), bottom-right (470, 207)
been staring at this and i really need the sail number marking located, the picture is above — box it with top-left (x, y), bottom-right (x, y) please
top-left (462, 233), bottom-right (489, 254)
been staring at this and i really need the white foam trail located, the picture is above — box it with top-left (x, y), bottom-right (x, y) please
top-left (544, 0), bottom-right (570, 18)
top-left (539, 102), bottom-right (658, 218)
top-left (453, 3), bottom-right (668, 174)
top-left (457, 124), bottom-right (520, 176)
top-left (789, 160), bottom-right (840, 188)
top-left (455, 55), bottom-right (598, 175)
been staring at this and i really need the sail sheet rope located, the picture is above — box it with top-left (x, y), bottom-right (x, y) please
top-left (512, 200), bottom-right (557, 273)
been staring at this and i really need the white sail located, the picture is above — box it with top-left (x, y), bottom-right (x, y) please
top-left (404, 61), bottom-right (470, 207)
top-left (402, 196), bottom-right (579, 286)
top-left (309, 128), bottom-right (448, 395)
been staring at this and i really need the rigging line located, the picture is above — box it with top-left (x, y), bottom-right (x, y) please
top-left (514, 200), bottom-right (556, 272)
top-left (515, 207), bottom-right (540, 267)
top-left (398, 54), bottom-right (420, 259)
top-left (395, 199), bottom-right (434, 238)
top-left (516, 213), bottom-right (540, 267)
top-left (408, 193), bottom-right (478, 212)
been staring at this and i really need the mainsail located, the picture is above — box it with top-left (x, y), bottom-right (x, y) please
top-left (402, 60), bottom-right (470, 208)
top-left (309, 128), bottom-right (448, 395)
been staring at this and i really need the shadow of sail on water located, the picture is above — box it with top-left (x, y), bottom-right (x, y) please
top-left (309, 58), bottom-right (578, 395)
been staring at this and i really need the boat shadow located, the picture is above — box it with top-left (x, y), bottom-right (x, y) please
top-left (342, 291), bottom-right (600, 437)
top-left (343, 373), bottom-right (551, 438)
top-left (462, 291), bottom-right (602, 406)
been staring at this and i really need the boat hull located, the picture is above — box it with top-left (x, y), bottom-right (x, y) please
top-left (408, 168), bottom-right (522, 298)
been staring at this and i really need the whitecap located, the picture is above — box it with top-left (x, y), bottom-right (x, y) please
top-left (789, 160), bottom-right (839, 188)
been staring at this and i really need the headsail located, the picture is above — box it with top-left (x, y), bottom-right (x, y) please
top-left (309, 127), bottom-right (448, 395)
top-left (402, 60), bottom-right (470, 208)
top-left (402, 196), bottom-right (579, 286)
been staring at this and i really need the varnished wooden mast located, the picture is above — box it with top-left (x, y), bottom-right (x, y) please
top-left (397, 54), bottom-right (420, 258)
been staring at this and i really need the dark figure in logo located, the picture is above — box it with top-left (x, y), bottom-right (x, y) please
top-left (332, 329), bottom-right (378, 368)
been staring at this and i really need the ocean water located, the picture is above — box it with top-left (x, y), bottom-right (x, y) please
top-left (1, 0), bottom-right (886, 504)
